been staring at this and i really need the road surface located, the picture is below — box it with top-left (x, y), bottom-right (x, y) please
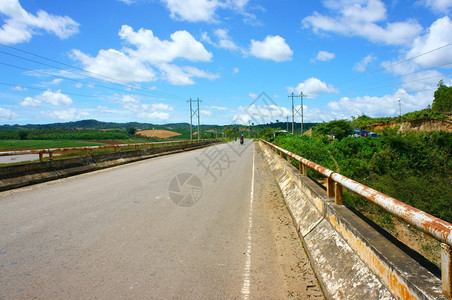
top-left (0, 141), bottom-right (323, 299)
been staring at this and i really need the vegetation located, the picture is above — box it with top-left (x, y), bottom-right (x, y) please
top-left (433, 80), bottom-right (452, 113)
top-left (268, 127), bottom-right (451, 225)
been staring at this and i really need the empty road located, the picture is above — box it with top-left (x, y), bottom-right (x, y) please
top-left (0, 141), bottom-right (323, 299)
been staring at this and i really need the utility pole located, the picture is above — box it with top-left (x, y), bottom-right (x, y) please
top-left (288, 92), bottom-right (301, 135)
top-left (286, 115), bottom-right (289, 132)
top-left (197, 98), bottom-right (201, 141)
top-left (187, 98), bottom-right (201, 141)
top-left (398, 99), bottom-right (401, 123)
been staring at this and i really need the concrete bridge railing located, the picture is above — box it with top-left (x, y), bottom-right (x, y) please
top-left (260, 139), bottom-right (451, 299)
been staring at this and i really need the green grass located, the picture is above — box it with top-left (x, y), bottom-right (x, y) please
top-left (0, 140), bottom-right (105, 151)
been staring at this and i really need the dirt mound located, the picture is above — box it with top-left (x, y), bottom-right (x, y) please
top-left (137, 129), bottom-right (181, 138)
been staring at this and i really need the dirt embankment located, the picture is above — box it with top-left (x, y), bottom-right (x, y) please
top-left (371, 118), bottom-right (452, 133)
top-left (136, 130), bottom-right (181, 138)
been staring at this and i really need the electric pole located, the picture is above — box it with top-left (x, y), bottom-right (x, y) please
top-left (187, 98), bottom-right (202, 141)
top-left (288, 92), bottom-right (301, 135)
top-left (398, 99), bottom-right (401, 123)
top-left (286, 115), bottom-right (289, 131)
top-left (289, 92), bottom-right (303, 135)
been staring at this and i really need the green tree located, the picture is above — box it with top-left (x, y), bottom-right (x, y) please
top-left (127, 127), bottom-right (137, 135)
top-left (432, 80), bottom-right (452, 112)
top-left (18, 130), bottom-right (28, 140)
top-left (313, 120), bottom-right (353, 140)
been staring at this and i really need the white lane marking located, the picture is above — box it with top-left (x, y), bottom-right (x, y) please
top-left (241, 149), bottom-right (255, 299)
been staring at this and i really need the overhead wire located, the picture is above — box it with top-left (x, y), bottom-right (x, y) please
top-left (0, 42), bottom-right (185, 100)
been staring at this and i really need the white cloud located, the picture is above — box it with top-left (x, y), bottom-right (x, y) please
top-left (138, 103), bottom-right (174, 120)
top-left (354, 54), bottom-right (377, 72)
top-left (43, 108), bottom-right (89, 121)
top-left (117, 0), bottom-right (136, 4)
top-left (423, 0), bottom-right (452, 12)
top-left (288, 77), bottom-right (339, 98)
top-left (161, 0), bottom-right (252, 22)
top-left (0, 0), bottom-right (79, 44)
top-left (72, 25), bottom-right (215, 85)
top-left (210, 105), bottom-right (227, 111)
top-left (201, 109), bottom-right (213, 116)
top-left (327, 89), bottom-right (434, 118)
top-left (43, 78), bottom-right (63, 85)
top-left (38, 90), bottom-right (72, 106)
top-left (71, 49), bottom-right (157, 83)
top-left (20, 96), bottom-right (41, 107)
top-left (21, 90), bottom-right (72, 107)
top-left (162, 0), bottom-right (219, 22)
top-left (214, 28), bottom-right (239, 50)
top-left (233, 104), bottom-right (290, 125)
top-left (406, 16), bottom-right (452, 68)
top-left (150, 103), bottom-right (174, 111)
top-left (313, 50), bottom-right (335, 62)
top-left (120, 25), bottom-right (212, 64)
top-left (0, 107), bottom-right (18, 120)
top-left (249, 35), bottom-right (293, 62)
top-left (160, 63), bottom-right (218, 85)
top-left (233, 67), bottom-right (239, 75)
top-left (302, 0), bottom-right (422, 46)
top-left (13, 85), bottom-right (27, 91)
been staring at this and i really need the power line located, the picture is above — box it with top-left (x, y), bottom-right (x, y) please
top-left (0, 43), bottom-right (185, 100)
top-left (0, 61), bottom-right (163, 99)
top-left (336, 42), bottom-right (452, 87)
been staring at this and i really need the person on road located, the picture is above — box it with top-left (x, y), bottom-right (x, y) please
top-left (240, 134), bottom-right (244, 145)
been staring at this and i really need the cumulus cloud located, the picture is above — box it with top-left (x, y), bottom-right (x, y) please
top-left (406, 16), bottom-right (452, 68)
top-left (353, 54), bottom-right (377, 72)
top-left (327, 89), bottom-right (434, 118)
top-left (249, 35), bottom-right (293, 62)
top-left (72, 25), bottom-right (215, 85)
top-left (0, 0), bottom-right (79, 44)
top-left (161, 0), bottom-right (251, 22)
top-left (0, 107), bottom-right (18, 120)
top-left (20, 90), bottom-right (72, 107)
top-left (162, 0), bottom-right (219, 22)
top-left (312, 50), bottom-right (335, 62)
top-left (43, 108), bottom-right (89, 121)
top-left (20, 97), bottom-right (41, 107)
top-left (233, 104), bottom-right (290, 125)
top-left (423, 0), bottom-right (452, 13)
top-left (302, 0), bottom-right (422, 46)
top-left (288, 77), bottom-right (339, 98)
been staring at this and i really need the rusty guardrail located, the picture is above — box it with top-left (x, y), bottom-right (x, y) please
top-left (260, 139), bottom-right (452, 296)
top-left (0, 139), bottom-right (218, 163)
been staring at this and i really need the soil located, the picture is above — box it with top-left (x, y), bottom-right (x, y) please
top-left (136, 129), bottom-right (181, 138)
top-left (254, 146), bottom-right (325, 299)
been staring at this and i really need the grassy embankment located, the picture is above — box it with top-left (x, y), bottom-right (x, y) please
top-left (267, 127), bottom-right (451, 265)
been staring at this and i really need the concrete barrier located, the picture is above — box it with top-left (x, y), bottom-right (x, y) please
top-left (0, 141), bottom-right (220, 191)
top-left (259, 141), bottom-right (446, 300)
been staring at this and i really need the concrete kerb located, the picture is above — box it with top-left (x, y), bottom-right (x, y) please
top-left (0, 141), bottom-right (221, 192)
top-left (259, 141), bottom-right (446, 300)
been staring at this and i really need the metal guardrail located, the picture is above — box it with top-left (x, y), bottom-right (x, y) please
top-left (261, 139), bottom-right (452, 296)
top-left (0, 139), bottom-right (217, 162)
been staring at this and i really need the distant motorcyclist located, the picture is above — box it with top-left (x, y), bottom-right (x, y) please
top-left (240, 134), bottom-right (244, 145)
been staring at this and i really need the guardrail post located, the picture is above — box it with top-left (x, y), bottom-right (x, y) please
top-left (442, 243), bottom-right (452, 297)
top-left (335, 182), bottom-right (343, 205)
top-left (49, 151), bottom-right (53, 160)
top-left (280, 151), bottom-right (284, 159)
top-left (39, 152), bottom-right (44, 162)
top-left (327, 178), bottom-right (335, 197)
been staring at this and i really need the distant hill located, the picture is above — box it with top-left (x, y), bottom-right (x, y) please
top-left (0, 120), bottom-right (192, 131)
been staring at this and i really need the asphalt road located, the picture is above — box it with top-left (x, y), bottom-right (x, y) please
top-left (0, 141), bottom-right (323, 299)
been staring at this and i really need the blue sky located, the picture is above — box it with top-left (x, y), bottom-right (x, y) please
top-left (1, 0), bottom-right (452, 126)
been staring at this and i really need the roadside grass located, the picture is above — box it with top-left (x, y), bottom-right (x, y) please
top-left (0, 140), bottom-right (104, 151)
